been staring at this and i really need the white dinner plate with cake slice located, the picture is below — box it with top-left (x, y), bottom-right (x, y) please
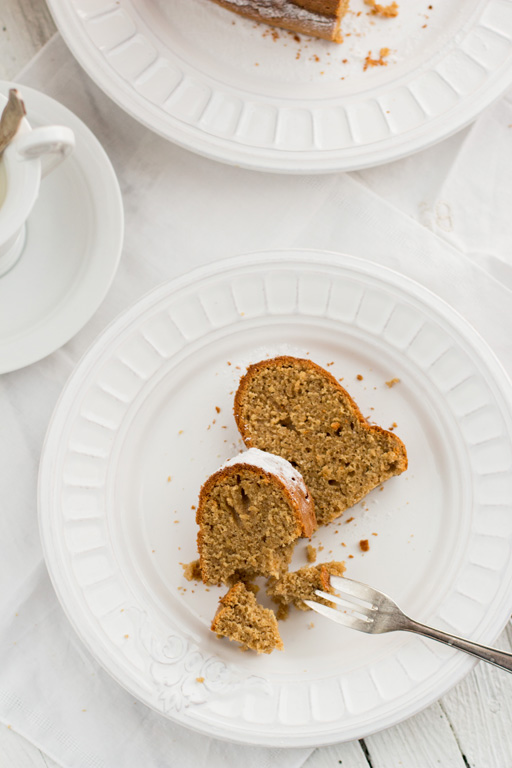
top-left (39, 251), bottom-right (512, 746)
top-left (46, 0), bottom-right (512, 172)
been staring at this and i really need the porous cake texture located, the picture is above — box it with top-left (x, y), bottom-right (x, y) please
top-left (211, 581), bottom-right (284, 653)
top-left (268, 561), bottom-right (346, 610)
top-left (197, 448), bottom-right (316, 586)
top-left (234, 356), bottom-right (407, 525)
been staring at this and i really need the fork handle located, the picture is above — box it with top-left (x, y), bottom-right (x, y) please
top-left (404, 618), bottom-right (512, 673)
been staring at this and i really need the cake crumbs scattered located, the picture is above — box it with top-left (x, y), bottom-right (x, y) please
top-left (306, 544), bottom-right (317, 563)
top-left (356, 374), bottom-right (364, 381)
top-left (348, 554), bottom-right (354, 559)
top-left (196, 677), bottom-right (205, 683)
top-left (191, 505), bottom-right (196, 510)
top-left (364, 0), bottom-right (399, 17)
top-left (124, 634), bottom-right (130, 639)
top-left (386, 377), bottom-right (401, 388)
top-left (364, 48), bottom-right (390, 71)
top-left (308, 622), bottom-right (315, 629)
top-left (167, 476), bottom-right (172, 482)
top-left (359, 539), bottom-right (370, 552)
top-left (372, 532), bottom-right (378, 536)
top-left (346, 517), bottom-right (354, 523)
top-left (276, 604), bottom-right (290, 621)
top-left (318, 545), bottom-right (324, 552)
top-left (215, 406), bottom-right (221, 413)
top-left (178, 430), bottom-right (183, 435)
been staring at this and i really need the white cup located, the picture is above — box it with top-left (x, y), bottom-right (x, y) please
top-left (0, 91), bottom-right (75, 277)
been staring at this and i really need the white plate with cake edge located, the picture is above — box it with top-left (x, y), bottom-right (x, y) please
top-left (39, 251), bottom-right (512, 746)
top-left (47, 0), bottom-right (512, 173)
top-left (0, 82), bottom-right (123, 373)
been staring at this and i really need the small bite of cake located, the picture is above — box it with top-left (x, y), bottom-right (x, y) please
top-left (267, 561), bottom-right (346, 611)
top-left (211, 581), bottom-right (284, 653)
top-left (197, 448), bottom-right (316, 586)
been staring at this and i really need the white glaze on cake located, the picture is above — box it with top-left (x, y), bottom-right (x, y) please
top-left (223, 447), bottom-right (308, 495)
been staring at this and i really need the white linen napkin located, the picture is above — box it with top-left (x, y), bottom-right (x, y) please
top-left (1, 32), bottom-right (512, 768)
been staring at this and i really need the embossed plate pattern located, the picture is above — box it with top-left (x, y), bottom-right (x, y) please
top-left (39, 252), bottom-right (512, 745)
top-left (47, 0), bottom-right (512, 172)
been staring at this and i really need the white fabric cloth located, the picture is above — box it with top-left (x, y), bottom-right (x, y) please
top-left (1, 32), bottom-right (512, 768)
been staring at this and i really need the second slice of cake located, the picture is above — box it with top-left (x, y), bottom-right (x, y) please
top-left (197, 448), bottom-right (316, 586)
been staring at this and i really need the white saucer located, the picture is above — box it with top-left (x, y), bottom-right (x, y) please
top-left (0, 82), bottom-right (123, 374)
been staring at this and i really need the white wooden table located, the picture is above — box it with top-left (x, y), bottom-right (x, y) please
top-left (1, 3), bottom-right (511, 766)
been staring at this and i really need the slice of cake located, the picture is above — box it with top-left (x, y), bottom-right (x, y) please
top-left (207, 0), bottom-right (349, 42)
top-left (267, 561), bottom-right (346, 610)
top-left (234, 356), bottom-right (407, 526)
top-left (197, 448), bottom-right (316, 586)
top-left (212, 582), bottom-right (283, 653)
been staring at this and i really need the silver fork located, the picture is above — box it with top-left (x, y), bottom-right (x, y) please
top-left (305, 576), bottom-right (512, 673)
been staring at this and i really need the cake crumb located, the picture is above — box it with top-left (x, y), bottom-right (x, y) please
top-left (386, 377), bottom-right (400, 388)
top-left (178, 430), bottom-right (183, 435)
top-left (306, 544), bottom-right (317, 563)
top-left (348, 554), bottom-right (354, 559)
top-left (364, 48), bottom-right (390, 71)
top-left (365, 0), bottom-right (399, 17)
top-left (215, 406), bottom-right (221, 413)
top-left (346, 517), bottom-right (354, 523)
top-left (318, 545), bottom-right (324, 552)
top-left (276, 603), bottom-right (290, 621)
top-left (124, 634), bottom-right (130, 639)
top-left (182, 560), bottom-right (202, 581)
top-left (356, 374), bottom-right (364, 381)
top-left (308, 622), bottom-right (315, 629)
top-left (167, 476), bottom-right (171, 482)
top-left (196, 677), bottom-right (205, 683)
top-left (359, 539), bottom-right (370, 552)
top-left (372, 532), bottom-right (378, 536)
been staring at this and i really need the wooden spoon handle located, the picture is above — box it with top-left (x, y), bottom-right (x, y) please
top-left (0, 89), bottom-right (26, 155)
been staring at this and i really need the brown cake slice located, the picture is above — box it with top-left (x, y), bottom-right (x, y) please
top-left (211, 581), bottom-right (283, 653)
top-left (267, 561), bottom-right (346, 610)
top-left (197, 448), bottom-right (316, 586)
top-left (234, 356), bottom-right (408, 526)
top-left (207, 0), bottom-right (349, 42)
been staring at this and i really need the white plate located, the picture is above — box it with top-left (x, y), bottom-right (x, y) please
top-left (39, 251), bottom-right (512, 746)
top-left (0, 82), bottom-right (123, 373)
top-left (47, 0), bottom-right (512, 172)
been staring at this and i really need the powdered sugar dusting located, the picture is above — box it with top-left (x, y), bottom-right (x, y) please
top-left (218, 0), bottom-right (336, 33)
top-left (222, 447), bottom-right (307, 491)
